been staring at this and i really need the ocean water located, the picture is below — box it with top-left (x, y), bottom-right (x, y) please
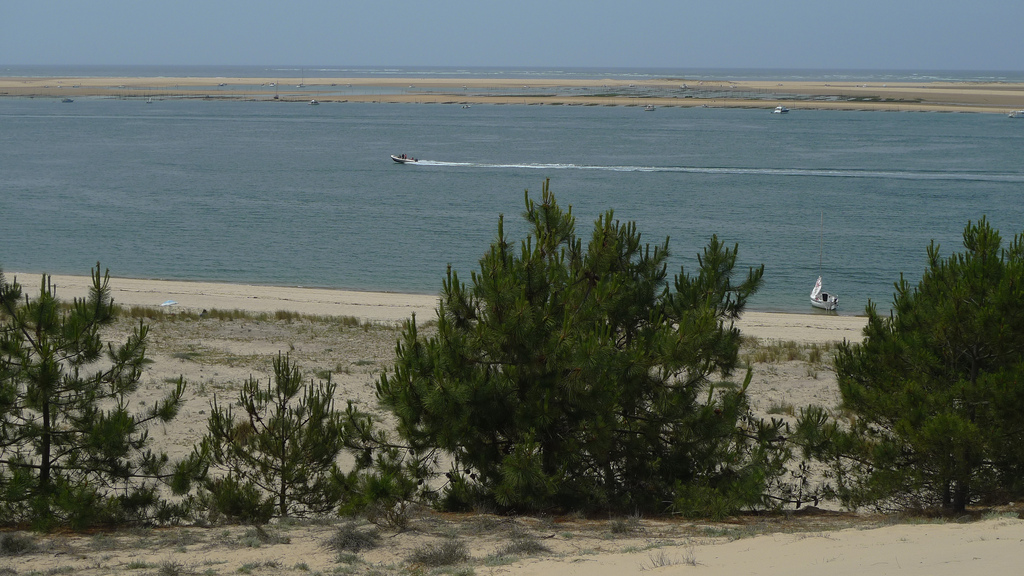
top-left (2, 86), bottom-right (1023, 315)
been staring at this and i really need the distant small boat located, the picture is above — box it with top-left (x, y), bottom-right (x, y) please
top-left (462, 104), bottom-right (471, 109)
top-left (1009, 110), bottom-right (1024, 118)
top-left (643, 104), bottom-right (655, 111)
top-left (309, 99), bottom-right (319, 105)
top-left (146, 97), bottom-right (153, 104)
top-left (391, 154), bottom-right (417, 164)
top-left (61, 98), bottom-right (73, 103)
top-left (772, 105), bottom-right (790, 114)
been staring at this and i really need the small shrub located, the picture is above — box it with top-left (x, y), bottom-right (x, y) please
top-left (335, 552), bottom-right (360, 565)
top-left (157, 559), bottom-right (196, 576)
top-left (239, 526), bottom-right (290, 548)
top-left (641, 548), bottom-right (697, 570)
top-left (766, 401), bottom-right (796, 416)
top-left (408, 539), bottom-right (469, 567)
top-left (326, 522), bottom-right (381, 553)
top-left (609, 515), bottom-right (642, 535)
top-left (0, 533), bottom-right (36, 556)
top-left (494, 534), bottom-right (550, 557)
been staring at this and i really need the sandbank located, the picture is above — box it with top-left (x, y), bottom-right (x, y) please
top-left (10, 272), bottom-right (866, 343)
top-left (2, 75), bottom-right (1023, 113)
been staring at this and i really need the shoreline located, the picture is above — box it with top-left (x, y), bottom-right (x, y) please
top-left (2, 75), bottom-right (1023, 113)
top-left (8, 272), bottom-right (868, 344)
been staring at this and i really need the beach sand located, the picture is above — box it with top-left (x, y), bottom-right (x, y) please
top-left (4, 272), bottom-right (1022, 574)
top-left (11, 272), bottom-right (866, 341)
top-left (3, 75), bottom-right (1023, 113)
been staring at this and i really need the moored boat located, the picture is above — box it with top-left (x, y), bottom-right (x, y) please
top-left (772, 105), bottom-right (789, 114)
top-left (1009, 110), bottom-right (1024, 118)
top-left (810, 212), bottom-right (838, 310)
top-left (810, 276), bottom-right (839, 310)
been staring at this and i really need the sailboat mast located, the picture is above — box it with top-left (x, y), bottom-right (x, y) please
top-left (818, 211), bottom-right (824, 274)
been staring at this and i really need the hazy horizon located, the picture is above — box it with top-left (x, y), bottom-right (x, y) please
top-left (3, 1), bottom-right (1021, 72)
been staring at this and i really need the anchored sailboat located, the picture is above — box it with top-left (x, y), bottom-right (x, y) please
top-left (810, 213), bottom-right (839, 310)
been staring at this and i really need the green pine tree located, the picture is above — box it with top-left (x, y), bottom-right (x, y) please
top-left (377, 181), bottom-right (788, 516)
top-left (0, 264), bottom-right (194, 529)
top-left (796, 218), bottom-right (1024, 513)
top-left (197, 352), bottom-right (352, 522)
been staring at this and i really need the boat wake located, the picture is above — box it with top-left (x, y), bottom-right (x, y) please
top-left (412, 160), bottom-right (1024, 183)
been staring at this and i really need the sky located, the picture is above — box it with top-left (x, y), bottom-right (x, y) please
top-left (3, 0), bottom-right (1022, 72)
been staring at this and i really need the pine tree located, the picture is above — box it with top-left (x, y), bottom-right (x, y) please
top-left (377, 181), bottom-right (785, 515)
top-left (197, 353), bottom-right (351, 522)
top-left (0, 264), bottom-right (192, 529)
top-left (797, 218), bottom-right (1024, 513)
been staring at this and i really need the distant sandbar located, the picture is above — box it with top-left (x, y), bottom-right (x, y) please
top-left (3, 75), bottom-right (1023, 113)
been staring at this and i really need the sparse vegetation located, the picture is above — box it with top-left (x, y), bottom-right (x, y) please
top-left (0, 533), bottom-right (36, 556)
top-left (157, 558), bottom-right (197, 576)
top-left (407, 538), bottom-right (470, 567)
top-left (238, 526), bottom-right (290, 547)
top-left (742, 340), bottom-right (835, 367)
top-left (326, 521), bottom-right (381, 554)
top-left (492, 532), bottom-right (550, 558)
top-left (766, 401), bottom-right (797, 417)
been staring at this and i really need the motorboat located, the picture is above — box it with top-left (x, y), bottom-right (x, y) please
top-left (1009, 110), bottom-right (1024, 118)
top-left (391, 154), bottom-right (417, 164)
top-left (643, 104), bottom-right (655, 111)
top-left (309, 99), bottom-right (319, 105)
top-left (810, 276), bottom-right (839, 310)
top-left (772, 105), bottom-right (790, 114)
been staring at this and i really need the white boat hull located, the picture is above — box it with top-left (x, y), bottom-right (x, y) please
top-left (810, 295), bottom-right (839, 310)
top-left (810, 276), bottom-right (838, 310)
top-left (391, 155), bottom-right (417, 164)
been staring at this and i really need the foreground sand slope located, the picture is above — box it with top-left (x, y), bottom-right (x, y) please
top-left (8, 273), bottom-right (1022, 576)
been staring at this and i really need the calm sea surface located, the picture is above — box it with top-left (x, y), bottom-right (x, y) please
top-left (3, 70), bottom-right (1023, 315)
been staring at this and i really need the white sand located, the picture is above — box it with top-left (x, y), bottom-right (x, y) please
top-left (11, 272), bottom-right (866, 340)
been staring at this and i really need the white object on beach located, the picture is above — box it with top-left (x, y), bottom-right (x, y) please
top-left (160, 300), bottom-right (178, 307)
